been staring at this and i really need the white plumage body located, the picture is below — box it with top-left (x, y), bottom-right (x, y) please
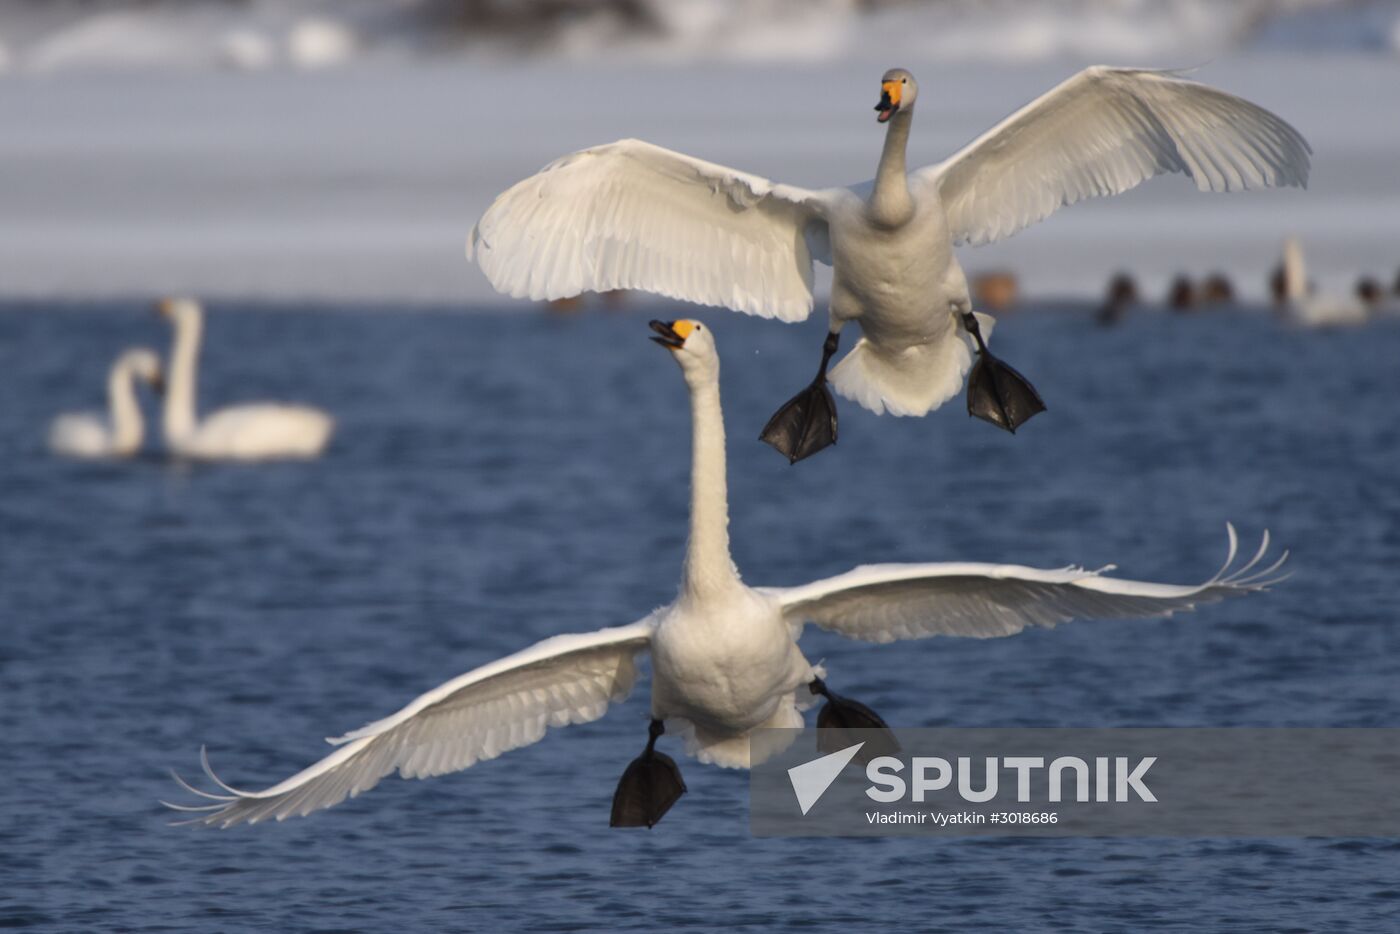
top-left (823, 180), bottom-right (982, 416)
top-left (174, 404), bottom-right (334, 461)
top-left (825, 182), bottom-right (957, 336)
top-left (49, 413), bottom-right (116, 459)
top-left (649, 586), bottom-right (813, 767)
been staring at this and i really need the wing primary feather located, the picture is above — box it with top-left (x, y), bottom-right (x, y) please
top-left (924, 67), bottom-right (1311, 246)
top-left (169, 766), bottom-right (234, 802)
top-left (774, 526), bottom-right (1284, 645)
top-left (164, 622), bottom-right (653, 827)
top-left (159, 799), bottom-right (227, 814)
top-left (200, 745), bottom-right (255, 797)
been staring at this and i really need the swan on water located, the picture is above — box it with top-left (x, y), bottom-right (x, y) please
top-left (48, 348), bottom-right (164, 459)
top-left (158, 298), bottom-right (335, 461)
top-left (468, 66), bottom-right (1311, 463)
top-left (1272, 237), bottom-right (1373, 328)
top-left (168, 319), bottom-right (1285, 829)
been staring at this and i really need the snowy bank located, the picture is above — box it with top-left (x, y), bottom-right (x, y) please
top-left (0, 56), bottom-right (1395, 306)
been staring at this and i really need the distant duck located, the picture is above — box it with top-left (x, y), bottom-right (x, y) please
top-left (49, 348), bottom-right (163, 459)
top-left (971, 270), bottom-right (1019, 313)
top-left (547, 296), bottom-right (584, 314)
top-left (1095, 273), bottom-right (1139, 326)
top-left (1200, 273), bottom-right (1235, 306)
top-left (1274, 237), bottom-right (1368, 328)
top-left (1356, 276), bottom-right (1400, 319)
top-left (157, 298), bottom-right (335, 461)
top-left (1168, 275), bottom-right (1199, 312)
top-left (1354, 277), bottom-right (1383, 307)
top-left (547, 291), bottom-right (631, 314)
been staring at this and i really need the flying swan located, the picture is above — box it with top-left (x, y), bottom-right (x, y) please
top-left (468, 67), bottom-right (1311, 463)
top-left (49, 348), bottom-right (164, 459)
top-left (167, 319), bottom-right (1286, 829)
top-left (158, 298), bottom-right (334, 460)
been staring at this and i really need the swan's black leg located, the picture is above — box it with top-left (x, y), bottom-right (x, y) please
top-left (962, 311), bottom-right (1046, 433)
top-left (760, 331), bottom-right (840, 464)
top-left (610, 719), bottom-right (686, 829)
top-left (809, 677), bottom-right (900, 763)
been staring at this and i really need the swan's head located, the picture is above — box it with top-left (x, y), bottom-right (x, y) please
top-left (650, 319), bottom-right (718, 381)
top-left (120, 348), bottom-right (165, 394)
top-left (156, 296), bottom-right (203, 327)
top-left (876, 68), bottom-right (918, 123)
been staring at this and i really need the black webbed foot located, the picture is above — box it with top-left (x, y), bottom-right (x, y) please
top-left (962, 312), bottom-right (1045, 433)
top-left (760, 380), bottom-right (838, 463)
top-left (610, 720), bottom-right (686, 829)
top-left (760, 332), bottom-right (841, 464)
top-left (809, 678), bottom-right (900, 763)
top-left (967, 354), bottom-right (1046, 432)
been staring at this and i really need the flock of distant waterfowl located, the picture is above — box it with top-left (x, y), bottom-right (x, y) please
top-left (162, 65), bottom-right (1302, 828)
top-left (50, 298), bottom-right (333, 462)
top-left (1092, 236), bottom-right (1400, 326)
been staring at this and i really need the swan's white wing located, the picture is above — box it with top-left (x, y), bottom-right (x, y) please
top-left (167, 620), bottom-right (654, 827)
top-left (468, 138), bottom-right (830, 322)
top-left (767, 526), bottom-right (1286, 643)
top-left (918, 67), bottom-right (1311, 247)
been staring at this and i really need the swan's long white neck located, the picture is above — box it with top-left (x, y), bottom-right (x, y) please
top-left (870, 109), bottom-right (915, 228)
top-left (1282, 237), bottom-right (1308, 302)
top-left (164, 311), bottom-right (201, 442)
top-left (107, 358), bottom-right (145, 456)
top-left (681, 367), bottom-right (741, 601)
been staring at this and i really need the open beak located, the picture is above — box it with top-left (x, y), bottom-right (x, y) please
top-left (649, 319), bottom-right (685, 350)
top-left (875, 81), bottom-right (901, 123)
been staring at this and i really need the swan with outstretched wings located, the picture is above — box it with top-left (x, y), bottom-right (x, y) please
top-left (169, 321), bottom-right (1286, 829)
top-left (469, 67), bottom-right (1309, 463)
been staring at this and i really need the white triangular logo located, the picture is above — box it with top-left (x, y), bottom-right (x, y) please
top-left (787, 742), bottom-right (865, 816)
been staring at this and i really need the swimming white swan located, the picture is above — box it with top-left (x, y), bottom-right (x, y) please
top-left (468, 67), bottom-right (1311, 463)
top-left (158, 298), bottom-right (334, 460)
top-left (167, 319), bottom-right (1286, 829)
top-left (48, 348), bottom-right (164, 459)
top-left (1273, 237), bottom-right (1370, 328)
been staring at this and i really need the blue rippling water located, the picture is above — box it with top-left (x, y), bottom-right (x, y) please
top-left (1, 301), bottom-right (1397, 932)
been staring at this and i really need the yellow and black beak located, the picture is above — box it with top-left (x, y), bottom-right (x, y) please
top-left (875, 80), bottom-right (901, 123)
top-left (649, 319), bottom-right (694, 350)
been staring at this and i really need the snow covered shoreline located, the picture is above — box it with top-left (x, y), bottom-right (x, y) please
top-left (4, 0), bottom-right (1400, 75)
top-left (0, 55), bottom-right (1396, 307)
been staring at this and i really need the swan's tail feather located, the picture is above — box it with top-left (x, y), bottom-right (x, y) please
top-left (829, 313), bottom-right (994, 417)
top-left (677, 699), bottom-right (806, 770)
